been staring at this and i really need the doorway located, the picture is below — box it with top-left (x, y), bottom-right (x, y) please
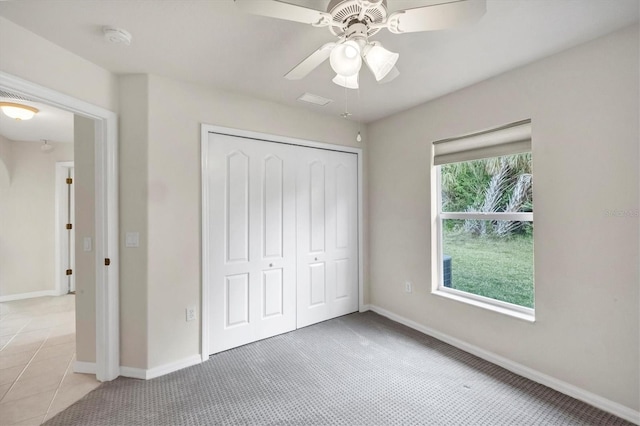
top-left (0, 71), bottom-right (119, 381)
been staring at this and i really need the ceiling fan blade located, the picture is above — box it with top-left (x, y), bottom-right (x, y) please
top-left (384, 0), bottom-right (486, 34)
top-left (235, 0), bottom-right (332, 26)
top-left (379, 66), bottom-right (399, 84)
top-left (285, 43), bottom-right (335, 80)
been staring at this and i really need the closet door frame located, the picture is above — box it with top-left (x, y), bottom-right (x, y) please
top-left (200, 124), bottom-right (364, 361)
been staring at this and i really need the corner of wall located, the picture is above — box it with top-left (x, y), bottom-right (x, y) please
top-left (118, 74), bottom-right (150, 369)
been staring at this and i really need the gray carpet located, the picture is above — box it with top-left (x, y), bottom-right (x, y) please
top-left (46, 312), bottom-right (631, 425)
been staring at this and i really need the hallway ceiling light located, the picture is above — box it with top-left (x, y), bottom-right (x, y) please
top-left (0, 102), bottom-right (39, 120)
top-left (41, 139), bottom-right (55, 153)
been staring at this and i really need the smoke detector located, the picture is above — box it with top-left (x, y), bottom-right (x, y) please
top-left (103, 26), bottom-right (132, 45)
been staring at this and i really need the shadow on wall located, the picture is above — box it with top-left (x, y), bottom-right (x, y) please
top-left (0, 135), bottom-right (11, 184)
top-left (0, 159), bottom-right (8, 185)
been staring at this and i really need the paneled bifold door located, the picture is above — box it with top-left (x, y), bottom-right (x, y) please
top-left (296, 149), bottom-right (358, 328)
top-left (206, 133), bottom-right (358, 355)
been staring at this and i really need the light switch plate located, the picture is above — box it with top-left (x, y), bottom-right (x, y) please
top-left (186, 306), bottom-right (196, 322)
top-left (125, 232), bottom-right (139, 248)
top-left (83, 237), bottom-right (92, 252)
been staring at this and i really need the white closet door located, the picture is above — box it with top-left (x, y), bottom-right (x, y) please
top-left (207, 134), bottom-right (297, 354)
top-left (296, 149), bottom-right (358, 328)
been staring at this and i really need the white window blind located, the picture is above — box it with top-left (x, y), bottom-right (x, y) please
top-left (433, 119), bottom-right (531, 165)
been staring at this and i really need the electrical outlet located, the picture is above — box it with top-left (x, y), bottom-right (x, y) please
top-left (186, 306), bottom-right (197, 322)
top-left (404, 281), bottom-right (413, 293)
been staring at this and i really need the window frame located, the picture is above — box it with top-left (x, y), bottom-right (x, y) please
top-left (433, 152), bottom-right (535, 320)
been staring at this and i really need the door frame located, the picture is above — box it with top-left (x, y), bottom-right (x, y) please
top-left (55, 161), bottom-right (74, 296)
top-left (0, 71), bottom-right (120, 381)
top-left (200, 124), bottom-right (364, 360)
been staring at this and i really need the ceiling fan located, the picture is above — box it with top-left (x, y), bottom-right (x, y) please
top-left (235, 0), bottom-right (487, 89)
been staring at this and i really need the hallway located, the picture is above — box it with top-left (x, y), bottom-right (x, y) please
top-left (0, 295), bottom-right (100, 425)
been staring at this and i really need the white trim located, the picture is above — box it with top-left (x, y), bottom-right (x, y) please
top-left (120, 355), bottom-right (203, 380)
top-left (357, 144), bottom-right (364, 312)
top-left (201, 125), bottom-right (363, 155)
top-left (440, 212), bottom-right (533, 221)
top-left (200, 125), bottom-right (211, 362)
top-left (0, 290), bottom-right (58, 302)
top-left (73, 361), bottom-right (97, 375)
top-left (0, 71), bottom-right (120, 382)
top-left (119, 366), bottom-right (147, 380)
top-left (433, 289), bottom-right (535, 321)
top-left (358, 303), bottom-right (371, 313)
top-left (367, 304), bottom-right (640, 425)
top-left (146, 355), bottom-right (202, 380)
top-left (55, 162), bottom-right (74, 297)
top-left (200, 124), bottom-right (364, 359)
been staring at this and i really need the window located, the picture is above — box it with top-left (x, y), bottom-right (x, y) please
top-left (433, 120), bottom-right (534, 318)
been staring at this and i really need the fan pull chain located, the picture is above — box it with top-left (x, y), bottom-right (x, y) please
top-left (357, 86), bottom-right (362, 142)
top-left (340, 81), bottom-right (352, 119)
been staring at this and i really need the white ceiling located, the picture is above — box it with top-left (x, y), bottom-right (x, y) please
top-left (0, 97), bottom-right (74, 144)
top-left (0, 0), bottom-right (638, 124)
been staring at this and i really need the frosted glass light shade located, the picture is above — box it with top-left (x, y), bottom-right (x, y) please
top-left (332, 73), bottom-right (359, 89)
top-left (41, 140), bottom-right (55, 154)
top-left (330, 40), bottom-right (362, 77)
top-left (363, 43), bottom-right (399, 82)
top-left (0, 102), bottom-right (39, 120)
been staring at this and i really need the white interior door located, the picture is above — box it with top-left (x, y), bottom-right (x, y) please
top-left (56, 162), bottom-right (75, 295)
top-left (68, 167), bottom-right (76, 293)
top-left (207, 134), bottom-right (297, 354)
top-left (296, 149), bottom-right (358, 328)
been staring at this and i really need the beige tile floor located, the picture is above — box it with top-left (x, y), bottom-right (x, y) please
top-left (0, 295), bottom-right (100, 425)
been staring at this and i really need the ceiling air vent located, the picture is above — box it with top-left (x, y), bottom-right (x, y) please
top-left (297, 93), bottom-right (333, 106)
top-left (0, 90), bottom-right (35, 102)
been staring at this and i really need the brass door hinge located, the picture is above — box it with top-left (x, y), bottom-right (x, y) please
top-left (66, 178), bottom-right (73, 184)
top-left (105, 258), bottom-right (111, 266)
top-left (66, 269), bottom-right (73, 275)
top-left (66, 223), bottom-right (73, 230)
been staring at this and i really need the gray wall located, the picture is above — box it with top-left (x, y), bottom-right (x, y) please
top-left (0, 137), bottom-right (74, 297)
top-left (117, 73), bottom-right (365, 370)
top-left (367, 25), bottom-right (639, 411)
top-left (74, 115), bottom-right (96, 363)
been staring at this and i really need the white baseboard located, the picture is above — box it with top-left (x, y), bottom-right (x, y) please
top-left (119, 365), bottom-right (146, 380)
top-left (0, 290), bottom-right (59, 303)
top-left (120, 355), bottom-right (202, 380)
top-left (74, 361), bottom-right (96, 375)
top-left (365, 304), bottom-right (640, 425)
top-left (359, 303), bottom-right (371, 313)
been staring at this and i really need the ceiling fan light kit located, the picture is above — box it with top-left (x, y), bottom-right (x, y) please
top-left (236, 0), bottom-right (486, 88)
top-left (330, 40), bottom-right (363, 77)
top-left (0, 102), bottom-right (39, 120)
top-left (363, 42), bottom-right (399, 82)
top-left (332, 73), bottom-right (359, 89)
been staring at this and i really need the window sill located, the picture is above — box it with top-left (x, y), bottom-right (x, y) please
top-left (432, 289), bottom-right (536, 323)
